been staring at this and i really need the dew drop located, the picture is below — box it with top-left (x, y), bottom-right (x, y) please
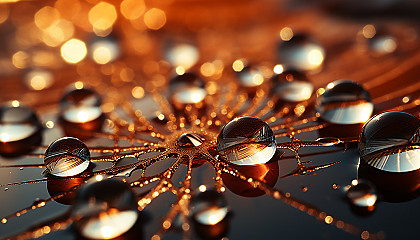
top-left (346, 179), bottom-right (377, 209)
top-left (4, 187), bottom-right (9, 191)
top-left (233, 59), bottom-right (266, 89)
top-left (315, 80), bottom-right (373, 124)
top-left (191, 188), bottom-right (229, 226)
top-left (169, 72), bottom-right (207, 108)
top-left (60, 87), bottom-right (104, 138)
top-left (177, 133), bottom-right (205, 147)
top-left (217, 117), bottom-right (276, 165)
top-left (277, 34), bottom-right (325, 72)
top-left (0, 102), bottom-right (43, 157)
top-left (359, 111), bottom-right (420, 173)
top-left (44, 137), bottom-right (90, 177)
top-left (271, 69), bottom-right (313, 102)
top-left (72, 178), bottom-right (139, 240)
top-left (362, 25), bottom-right (397, 56)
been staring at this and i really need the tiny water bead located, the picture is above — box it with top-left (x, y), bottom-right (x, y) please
top-left (358, 111), bottom-right (420, 197)
top-left (60, 87), bottom-right (105, 138)
top-left (315, 80), bottom-right (373, 125)
top-left (232, 59), bottom-right (266, 89)
top-left (177, 133), bottom-right (205, 147)
top-left (169, 72), bottom-right (207, 109)
top-left (44, 137), bottom-right (90, 177)
top-left (270, 69), bottom-right (313, 102)
top-left (346, 179), bottom-right (377, 212)
top-left (217, 116), bottom-right (276, 165)
top-left (191, 188), bottom-right (229, 226)
top-left (0, 102), bottom-right (43, 156)
top-left (277, 34), bottom-right (325, 72)
top-left (72, 177), bottom-right (139, 240)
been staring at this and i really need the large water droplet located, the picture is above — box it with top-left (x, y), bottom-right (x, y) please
top-left (191, 188), bottom-right (229, 226)
top-left (316, 80), bottom-right (373, 124)
top-left (277, 34), bottom-right (325, 72)
top-left (72, 177), bottom-right (139, 240)
top-left (169, 72), bottom-right (207, 109)
top-left (60, 87), bottom-right (104, 138)
top-left (359, 111), bottom-right (420, 172)
top-left (177, 133), bottom-right (205, 147)
top-left (0, 102), bottom-right (42, 157)
top-left (44, 137), bottom-right (90, 177)
top-left (217, 117), bottom-right (276, 165)
top-left (271, 69), bottom-right (313, 102)
top-left (346, 179), bottom-right (377, 212)
top-left (358, 111), bottom-right (420, 200)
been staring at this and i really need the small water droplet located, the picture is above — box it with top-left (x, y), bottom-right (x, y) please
top-left (233, 60), bottom-right (266, 88)
top-left (19, 167), bottom-right (23, 170)
top-left (177, 133), bottom-right (205, 147)
top-left (217, 117), bottom-right (276, 165)
top-left (169, 72), bottom-right (207, 107)
top-left (346, 179), bottom-right (377, 209)
top-left (271, 69), bottom-right (313, 102)
top-left (72, 178), bottom-right (138, 239)
top-left (300, 186), bottom-right (308, 192)
top-left (277, 34), bottom-right (325, 72)
top-left (332, 184), bottom-right (340, 190)
top-left (191, 188), bottom-right (229, 226)
top-left (315, 80), bottom-right (373, 124)
top-left (44, 137), bottom-right (90, 177)
top-left (164, 42), bottom-right (199, 70)
top-left (0, 102), bottom-right (43, 157)
top-left (4, 188), bottom-right (9, 191)
top-left (60, 87), bottom-right (103, 124)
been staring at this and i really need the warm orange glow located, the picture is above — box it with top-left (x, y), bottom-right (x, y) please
top-left (232, 59), bottom-right (245, 72)
top-left (42, 19), bottom-right (74, 47)
top-left (362, 24), bottom-right (376, 39)
top-left (89, 2), bottom-right (117, 36)
top-left (324, 216), bottom-right (333, 224)
top-left (198, 185), bottom-right (207, 192)
top-left (132, 86), bottom-right (145, 99)
top-left (26, 69), bottom-right (53, 91)
top-left (280, 27), bottom-right (293, 41)
top-left (175, 66), bottom-right (185, 75)
top-left (75, 81), bottom-right (84, 89)
top-left (0, 4), bottom-right (9, 24)
top-left (121, 0), bottom-right (145, 20)
top-left (144, 8), bottom-right (166, 30)
top-left (34, 6), bottom-right (60, 30)
top-left (200, 62), bottom-right (216, 77)
top-left (12, 51), bottom-right (29, 69)
top-left (307, 49), bottom-right (324, 66)
top-left (46, 121), bottom-right (54, 129)
top-left (273, 64), bottom-right (284, 74)
top-left (11, 100), bottom-right (19, 107)
top-left (61, 39), bottom-right (87, 64)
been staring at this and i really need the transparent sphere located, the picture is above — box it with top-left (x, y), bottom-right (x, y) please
top-left (270, 69), bottom-right (313, 102)
top-left (169, 72), bottom-right (207, 107)
top-left (177, 133), bottom-right (205, 147)
top-left (361, 25), bottom-right (397, 55)
top-left (359, 111), bottom-right (420, 173)
top-left (0, 102), bottom-right (42, 156)
top-left (233, 59), bottom-right (265, 88)
top-left (217, 116), bottom-right (277, 165)
top-left (277, 34), bottom-right (325, 72)
top-left (315, 80), bottom-right (373, 124)
top-left (89, 36), bottom-right (121, 65)
top-left (191, 188), bottom-right (229, 226)
top-left (164, 42), bottom-right (199, 69)
top-left (44, 137), bottom-right (90, 177)
top-left (346, 179), bottom-right (377, 208)
top-left (72, 177), bottom-right (139, 240)
top-left (60, 87), bottom-right (103, 124)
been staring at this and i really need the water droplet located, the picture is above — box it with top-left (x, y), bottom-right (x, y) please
top-left (233, 60), bottom-right (265, 88)
top-left (47, 176), bottom-right (86, 205)
top-left (19, 167), bottom-right (23, 170)
top-left (332, 184), bottom-right (340, 190)
top-left (300, 186), bottom-right (308, 192)
top-left (346, 179), bottom-right (377, 210)
top-left (44, 137), bottom-right (90, 177)
top-left (4, 187), bottom-right (9, 191)
top-left (271, 69), bottom-right (313, 102)
top-left (191, 188), bottom-right (229, 226)
top-left (277, 34), bottom-right (325, 72)
top-left (164, 42), bottom-right (199, 70)
top-left (315, 80), bottom-right (373, 124)
top-left (177, 133), bottom-right (205, 147)
top-left (359, 111), bottom-right (420, 173)
top-left (72, 178), bottom-right (138, 239)
top-left (217, 117), bottom-right (277, 165)
top-left (60, 87), bottom-right (104, 138)
top-left (169, 72), bottom-right (207, 108)
top-left (0, 102), bottom-right (43, 157)
top-left (362, 25), bottom-right (397, 56)
top-left (89, 35), bottom-right (120, 65)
